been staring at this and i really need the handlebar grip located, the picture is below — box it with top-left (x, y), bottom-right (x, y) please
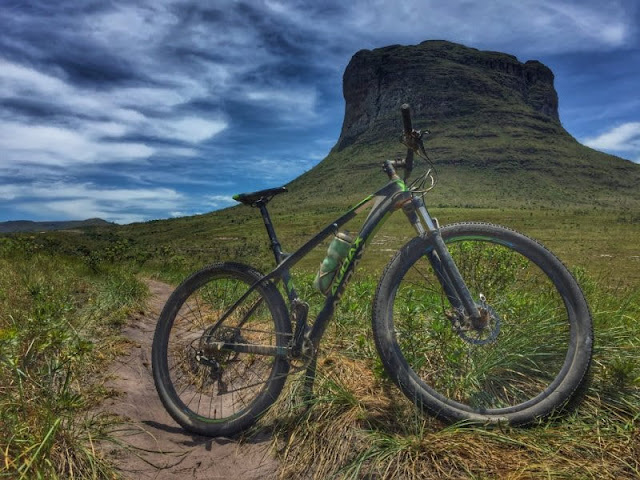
top-left (401, 103), bottom-right (413, 134)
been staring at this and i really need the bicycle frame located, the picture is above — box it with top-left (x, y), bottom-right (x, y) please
top-left (212, 161), bottom-right (481, 357)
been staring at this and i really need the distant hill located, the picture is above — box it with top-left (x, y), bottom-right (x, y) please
top-left (0, 218), bottom-right (113, 233)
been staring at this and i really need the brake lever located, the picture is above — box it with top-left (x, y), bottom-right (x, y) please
top-left (402, 129), bottom-right (429, 150)
top-left (415, 129), bottom-right (430, 157)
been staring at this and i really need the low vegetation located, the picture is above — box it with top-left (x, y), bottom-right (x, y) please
top-left (0, 238), bottom-right (147, 479)
top-left (266, 270), bottom-right (640, 479)
top-left (1, 198), bottom-right (639, 478)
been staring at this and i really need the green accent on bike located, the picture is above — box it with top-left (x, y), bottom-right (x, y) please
top-left (314, 232), bottom-right (353, 294)
top-left (351, 194), bottom-right (375, 210)
top-left (394, 178), bottom-right (408, 192)
top-left (329, 209), bottom-right (393, 296)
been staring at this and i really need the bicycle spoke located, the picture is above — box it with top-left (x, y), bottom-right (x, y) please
top-left (389, 235), bottom-right (574, 411)
top-left (155, 266), bottom-right (292, 430)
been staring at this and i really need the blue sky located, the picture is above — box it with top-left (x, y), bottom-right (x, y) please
top-left (1, 0), bottom-right (638, 224)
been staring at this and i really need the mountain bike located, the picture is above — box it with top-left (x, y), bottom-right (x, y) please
top-left (152, 104), bottom-right (593, 436)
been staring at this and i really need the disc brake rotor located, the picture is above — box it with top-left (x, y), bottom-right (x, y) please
top-left (448, 295), bottom-right (501, 346)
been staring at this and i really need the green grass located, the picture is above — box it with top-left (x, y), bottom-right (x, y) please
top-left (265, 269), bottom-right (640, 479)
top-left (2, 189), bottom-right (639, 479)
top-left (0, 239), bottom-right (147, 479)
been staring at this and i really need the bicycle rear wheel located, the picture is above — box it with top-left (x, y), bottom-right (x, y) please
top-left (372, 223), bottom-right (593, 425)
top-left (152, 262), bottom-right (291, 437)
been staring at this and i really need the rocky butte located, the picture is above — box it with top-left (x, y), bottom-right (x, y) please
top-left (337, 40), bottom-right (560, 150)
top-left (290, 40), bottom-right (640, 209)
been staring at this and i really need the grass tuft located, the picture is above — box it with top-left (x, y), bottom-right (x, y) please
top-left (0, 247), bottom-right (148, 479)
top-left (264, 270), bottom-right (640, 479)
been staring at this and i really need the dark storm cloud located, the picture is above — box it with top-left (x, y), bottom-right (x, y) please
top-left (0, 1), bottom-right (143, 86)
top-left (1, 97), bottom-right (65, 120)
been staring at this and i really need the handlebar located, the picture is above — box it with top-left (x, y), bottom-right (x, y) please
top-left (401, 103), bottom-right (413, 135)
top-left (383, 104), bottom-right (437, 191)
top-left (383, 104), bottom-right (432, 182)
top-left (392, 104), bottom-right (419, 181)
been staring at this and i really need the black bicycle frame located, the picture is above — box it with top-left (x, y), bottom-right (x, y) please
top-left (211, 167), bottom-right (481, 356)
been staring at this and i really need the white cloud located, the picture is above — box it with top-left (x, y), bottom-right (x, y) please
top-left (0, 58), bottom-right (228, 157)
top-left (259, 0), bottom-right (634, 56)
top-left (107, 87), bottom-right (188, 110)
top-left (162, 147), bottom-right (200, 158)
top-left (239, 156), bottom-right (315, 182)
top-left (245, 87), bottom-right (318, 120)
top-left (583, 122), bottom-right (640, 151)
top-left (154, 117), bottom-right (229, 143)
top-left (90, 3), bottom-right (180, 49)
top-left (539, 1), bottom-right (627, 48)
top-left (0, 60), bottom-right (68, 94)
top-left (0, 58), bottom-right (138, 122)
top-left (206, 195), bottom-right (236, 208)
top-left (0, 121), bottom-right (154, 166)
top-left (1, 182), bottom-right (181, 203)
top-left (20, 200), bottom-right (148, 225)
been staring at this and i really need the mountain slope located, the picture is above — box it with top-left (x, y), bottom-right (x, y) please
top-left (286, 40), bottom-right (640, 211)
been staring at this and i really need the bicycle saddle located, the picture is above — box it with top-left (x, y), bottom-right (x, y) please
top-left (233, 186), bottom-right (288, 206)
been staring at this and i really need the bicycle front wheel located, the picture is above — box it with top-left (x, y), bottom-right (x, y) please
top-left (372, 223), bottom-right (593, 425)
top-left (152, 262), bottom-right (291, 437)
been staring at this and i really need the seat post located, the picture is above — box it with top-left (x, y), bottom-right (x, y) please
top-left (256, 201), bottom-right (284, 264)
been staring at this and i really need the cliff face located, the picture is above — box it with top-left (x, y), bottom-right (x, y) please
top-left (337, 40), bottom-right (560, 150)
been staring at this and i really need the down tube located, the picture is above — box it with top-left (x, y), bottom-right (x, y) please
top-left (307, 192), bottom-right (404, 348)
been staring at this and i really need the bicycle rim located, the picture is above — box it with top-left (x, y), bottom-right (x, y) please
top-left (162, 271), bottom-right (288, 424)
top-left (390, 231), bottom-right (577, 414)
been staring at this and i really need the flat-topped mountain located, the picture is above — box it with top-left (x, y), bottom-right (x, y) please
top-left (337, 40), bottom-right (559, 150)
top-left (288, 40), bottom-right (640, 210)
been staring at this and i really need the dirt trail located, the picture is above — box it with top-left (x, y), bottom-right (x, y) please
top-left (100, 279), bottom-right (278, 480)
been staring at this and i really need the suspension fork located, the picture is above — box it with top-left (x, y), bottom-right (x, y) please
top-left (403, 197), bottom-right (481, 320)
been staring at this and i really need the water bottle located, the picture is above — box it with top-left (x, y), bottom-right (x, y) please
top-left (313, 232), bottom-right (353, 294)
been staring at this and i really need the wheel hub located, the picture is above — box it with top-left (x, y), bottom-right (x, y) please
top-left (197, 326), bottom-right (242, 365)
top-left (448, 295), bottom-right (501, 345)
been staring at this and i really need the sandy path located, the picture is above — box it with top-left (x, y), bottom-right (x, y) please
top-left (100, 279), bottom-right (279, 480)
